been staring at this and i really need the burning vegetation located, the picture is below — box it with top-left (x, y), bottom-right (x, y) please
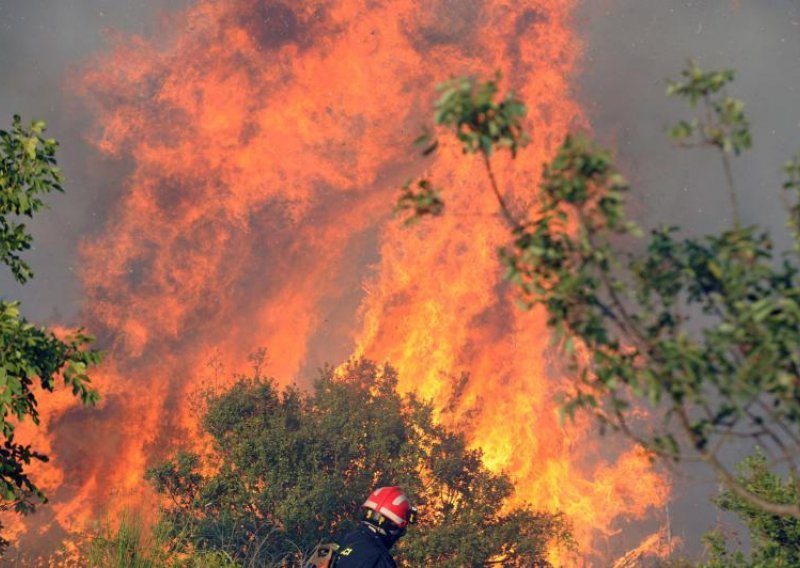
top-left (0, 0), bottom-right (685, 565)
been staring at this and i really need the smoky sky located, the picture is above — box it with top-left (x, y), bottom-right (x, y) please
top-left (0, 0), bottom-right (190, 323)
top-left (1, 0), bottom-right (799, 561)
top-left (578, 1), bottom-right (800, 236)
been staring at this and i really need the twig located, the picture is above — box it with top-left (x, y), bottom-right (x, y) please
top-left (481, 152), bottom-right (521, 229)
top-left (719, 150), bottom-right (742, 228)
top-left (675, 405), bottom-right (800, 518)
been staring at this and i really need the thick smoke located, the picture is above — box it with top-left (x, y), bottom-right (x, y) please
top-left (0, 0), bottom-right (189, 323)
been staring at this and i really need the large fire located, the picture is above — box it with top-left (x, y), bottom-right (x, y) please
top-left (9, 0), bottom-right (669, 564)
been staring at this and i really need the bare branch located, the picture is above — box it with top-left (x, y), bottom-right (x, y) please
top-left (481, 152), bottom-right (522, 230)
top-left (676, 405), bottom-right (800, 518)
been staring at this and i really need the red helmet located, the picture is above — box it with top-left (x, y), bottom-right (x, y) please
top-left (362, 486), bottom-right (416, 530)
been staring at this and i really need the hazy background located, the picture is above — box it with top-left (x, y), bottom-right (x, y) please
top-left (2, 0), bottom-right (799, 560)
top-left (0, 0), bottom-right (190, 320)
top-left (578, 1), bottom-right (800, 236)
top-left (576, 0), bottom-right (800, 555)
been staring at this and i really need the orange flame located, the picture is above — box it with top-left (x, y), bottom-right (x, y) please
top-left (612, 526), bottom-right (680, 568)
top-left (7, 0), bottom-right (669, 563)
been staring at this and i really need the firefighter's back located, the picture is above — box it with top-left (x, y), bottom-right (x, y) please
top-left (335, 524), bottom-right (397, 568)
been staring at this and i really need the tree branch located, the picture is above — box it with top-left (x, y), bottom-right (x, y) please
top-left (675, 405), bottom-right (800, 518)
top-left (481, 152), bottom-right (522, 230)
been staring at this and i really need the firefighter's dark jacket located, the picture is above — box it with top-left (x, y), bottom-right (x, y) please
top-left (335, 524), bottom-right (398, 568)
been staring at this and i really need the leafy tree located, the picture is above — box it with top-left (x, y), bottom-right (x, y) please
top-left (0, 116), bottom-right (101, 547)
top-left (401, 65), bottom-right (800, 518)
top-left (699, 450), bottom-right (800, 567)
top-left (147, 357), bottom-right (572, 567)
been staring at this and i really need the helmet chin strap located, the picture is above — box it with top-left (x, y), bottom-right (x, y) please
top-left (361, 520), bottom-right (404, 549)
top-left (362, 520), bottom-right (386, 536)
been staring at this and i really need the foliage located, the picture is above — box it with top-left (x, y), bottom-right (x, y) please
top-left (396, 179), bottom-right (444, 226)
top-left (400, 64), bottom-right (800, 517)
top-left (147, 357), bottom-right (572, 567)
top-left (699, 451), bottom-right (800, 567)
top-left (0, 116), bottom-right (101, 549)
top-left (68, 512), bottom-right (172, 568)
top-left (424, 72), bottom-right (528, 159)
top-left (400, 74), bottom-right (528, 227)
top-left (51, 512), bottom-right (236, 568)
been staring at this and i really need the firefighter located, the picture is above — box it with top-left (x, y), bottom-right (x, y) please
top-left (335, 486), bottom-right (417, 568)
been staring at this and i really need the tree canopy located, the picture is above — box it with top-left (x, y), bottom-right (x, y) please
top-left (0, 116), bottom-right (101, 549)
top-left (399, 64), bottom-right (800, 519)
top-left (702, 451), bottom-right (800, 567)
top-left (147, 356), bottom-right (572, 567)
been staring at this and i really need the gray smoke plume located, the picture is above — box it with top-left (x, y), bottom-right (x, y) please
top-left (0, 0), bottom-right (189, 323)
